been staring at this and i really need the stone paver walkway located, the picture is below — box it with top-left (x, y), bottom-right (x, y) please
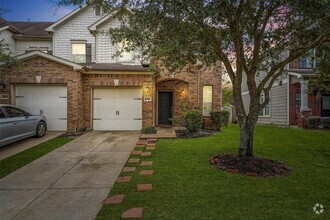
top-left (0, 131), bottom-right (139, 220)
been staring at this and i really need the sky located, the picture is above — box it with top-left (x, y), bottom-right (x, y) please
top-left (0, 0), bottom-right (76, 22)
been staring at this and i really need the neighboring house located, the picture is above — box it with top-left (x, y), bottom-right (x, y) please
top-left (0, 5), bottom-right (222, 133)
top-left (242, 50), bottom-right (330, 128)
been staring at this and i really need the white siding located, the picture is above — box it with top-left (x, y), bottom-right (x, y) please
top-left (242, 83), bottom-right (288, 125)
top-left (15, 40), bottom-right (52, 55)
top-left (0, 29), bottom-right (16, 56)
top-left (96, 18), bottom-right (140, 64)
top-left (53, 6), bottom-right (102, 62)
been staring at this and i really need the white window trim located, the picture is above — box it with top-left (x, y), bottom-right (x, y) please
top-left (259, 93), bottom-right (271, 117)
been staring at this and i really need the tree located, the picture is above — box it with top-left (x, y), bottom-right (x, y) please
top-left (59, 0), bottom-right (330, 158)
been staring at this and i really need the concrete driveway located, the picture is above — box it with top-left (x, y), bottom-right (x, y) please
top-left (0, 131), bottom-right (139, 220)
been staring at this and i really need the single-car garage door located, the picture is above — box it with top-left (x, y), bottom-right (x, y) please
top-left (93, 88), bottom-right (142, 130)
top-left (15, 85), bottom-right (67, 131)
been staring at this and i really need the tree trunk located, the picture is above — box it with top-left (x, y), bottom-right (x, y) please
top-left (237, 121), bottom-right (255, 158)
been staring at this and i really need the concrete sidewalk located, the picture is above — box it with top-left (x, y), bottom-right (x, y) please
top-left (0, 132), bottom-right (64, 161)
top-left (0, 131), bottom-right (139, 220)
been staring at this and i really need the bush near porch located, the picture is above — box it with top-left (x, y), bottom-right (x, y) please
top-left (97, 125), bottom-right (330, 219)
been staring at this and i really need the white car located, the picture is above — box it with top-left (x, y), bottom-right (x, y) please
top-left (0, 104), bottom-right (47, 147)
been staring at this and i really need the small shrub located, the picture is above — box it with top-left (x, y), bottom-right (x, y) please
top-left (321, 117), bottom-right (330, 128)
top-left (141, 126), bottom-right (157, 134)
top-left (185, 110), bottom-right (203, 132)
top-left (307, 116), bottom-right (321, 128)
top-left (210, 111), bottom-right (230, 131)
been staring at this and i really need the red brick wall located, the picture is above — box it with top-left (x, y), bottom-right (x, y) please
top-left (289, 77), bottom-right (321, 126)
top-left (156, 64), bottom-right (222, 128)
top-left (0, 57), bottom-right (84, 133)
top-left (82, 73), bottom-right (154, 129)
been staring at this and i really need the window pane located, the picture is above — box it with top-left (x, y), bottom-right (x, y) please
top-left (117, 41), bottom-right (134, 62)
top-left (203, 86), bottom-right (212, 116)
top-left (295, 93), bottom-right (301, 107)
top-left (72, 44), bottom-right (86, 55)
top-left (265, 104), bottom-right (270, 115)
top-left (73, 54), bottom-right (86, 63)
top-left (323, 96), bottom-right (330, 110)
top-left (4, 107), bottom-right (26, 117)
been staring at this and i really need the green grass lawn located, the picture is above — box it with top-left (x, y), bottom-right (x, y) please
top-left (0, 137), bottom-right (72, 179)
top-left (97, 124), bottom-right (330, 219)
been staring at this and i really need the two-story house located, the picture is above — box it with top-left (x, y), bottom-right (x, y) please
top-left (0, 4), bottom-right (222, 133)
top-left (241, 50), bottom-right (330, 128)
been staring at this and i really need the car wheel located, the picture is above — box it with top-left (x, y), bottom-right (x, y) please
top-left (36, 121), bottom-right (46, 138)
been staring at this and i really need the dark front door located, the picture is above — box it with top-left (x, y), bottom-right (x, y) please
top-left (158, 91), bottom-right (173, 125)
top-left (321, 95), bottom-right (330, 117)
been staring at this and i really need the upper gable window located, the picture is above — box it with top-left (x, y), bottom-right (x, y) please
top-left (95, 6), bottom-right (101, 16)
top-left (117, 41), bottom-right (135, 62)
top-left (72, 43), bottom-right (86, 63)
top-left (299, 49), bottom-right (316, 68)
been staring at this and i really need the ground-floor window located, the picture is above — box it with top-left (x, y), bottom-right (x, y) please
top-left (203, 86), bottom-right (213, 116)
top-left (259, 93), bottom-right (270, 116)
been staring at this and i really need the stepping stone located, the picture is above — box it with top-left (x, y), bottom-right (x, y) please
top-left (137, 184), bottom-right (153, 192)
top-left (141, 152), bottom-right (152, 157)
top-left (148, 138), bottom-right (158, 143)
top-left (135, 145), bottom-right (145, 148)
top-left (147, 143), bottom-right (156, 147)
top-left (141, 161), bottom-right (153, 166)
top-left (123, 167), bottom-right (136, 173)
top-left (136, 140), bottom-right (147, 145)
top-left (122, 207), bottom-right (143, 218)
top-left (103, 195), bottom-right (124, 204)
top-left (128, 158), bottom-right (140, 163)
top-left (132, 151), bottom-right (142, 155)
top-left (140, 170), bottom-right (154, 176)
top-left (146, 147), bottom-right (156, 151)
top-left (116, 176), bottom-right (132, 183)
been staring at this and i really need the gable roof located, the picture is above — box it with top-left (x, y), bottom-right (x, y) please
top-left (9, 21), bottom-right (53, 39)
top-left (0, 18), bottom-right (21, 34)
top-left (46, 4), bottom-right (88, 32)
top-left (15, 51), bottom-right (82, 70)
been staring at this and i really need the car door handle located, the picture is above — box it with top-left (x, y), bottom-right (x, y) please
top-left (13, 122), bottom-right (18, 124)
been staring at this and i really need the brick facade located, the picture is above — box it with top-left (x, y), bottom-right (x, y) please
top-left (156, 64), bottom-right (222, 127)
top-left (289, 76), bottom-right (321, 126)
top-left (0, 57), bottom-right (84, 133)
top-left (0, 55), bottom-right (222, 132)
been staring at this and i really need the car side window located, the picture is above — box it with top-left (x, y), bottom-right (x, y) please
top-left (0, 109), bottom-right (6, 118)
top-left (3, 106), bottom-right (27, 117)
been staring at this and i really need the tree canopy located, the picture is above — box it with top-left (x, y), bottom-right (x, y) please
top-left (57, 0), bottom-right (330, 158)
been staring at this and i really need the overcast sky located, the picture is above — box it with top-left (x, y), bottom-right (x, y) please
top-left (0, 0), bottom-right (76, 22)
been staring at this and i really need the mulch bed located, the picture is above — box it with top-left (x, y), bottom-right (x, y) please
top-left (210, 153), bottom-right (291, 177)
top-left (176, 129), bottom-right (219, 138)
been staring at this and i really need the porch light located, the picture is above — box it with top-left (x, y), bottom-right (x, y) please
top-left (35, 75), bottom-right (42, 83)
top-left (114, 79), bottom-right (119, 86)
top-left (145, 87), bottom-right (150, 91)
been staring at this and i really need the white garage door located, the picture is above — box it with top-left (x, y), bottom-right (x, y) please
top-left (93, 88), bottom-right (142, 130)
top-left (15, 85), bottom-right (67, 131)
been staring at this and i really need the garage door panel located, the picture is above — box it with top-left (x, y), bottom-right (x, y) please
top-left (15, 85), bottom-right (67, 131)
top-left (93, 88), bottom-right (142, 131)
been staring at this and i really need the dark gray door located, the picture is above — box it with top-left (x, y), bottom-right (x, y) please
top-left (158, 91), bottom-right (173, 125)
top-left (321, 95), bottom-right (330, 117)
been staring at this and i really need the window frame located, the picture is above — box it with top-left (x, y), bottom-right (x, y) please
top-left (259, 93), bottom-right (271, 117)
top-left (72, 43), bottom-right (87, 63)
top-left (202, 85), bottom-right (213, 116)
top-left (299, 49), bottom-right (316, 68)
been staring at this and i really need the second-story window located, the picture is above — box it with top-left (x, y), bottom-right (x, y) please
top-left (72, 43), bottom-right (91, 63)
top-left (95, 6), bottom-right (101, 16)
top-left (117, 41), bottom-right (135, 62)
top-left (299, 49), bottom-right (316, 68)
top-left (72, 43), bottom-right (86, 63)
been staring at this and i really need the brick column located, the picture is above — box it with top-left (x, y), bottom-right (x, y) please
top-left (297, 109), bottom-right (312, 128)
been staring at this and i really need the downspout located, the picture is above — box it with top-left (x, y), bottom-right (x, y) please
top-left (153, 75), bottom-right (156, 127)
top-left (287, 74), bottom-right (290, 125)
